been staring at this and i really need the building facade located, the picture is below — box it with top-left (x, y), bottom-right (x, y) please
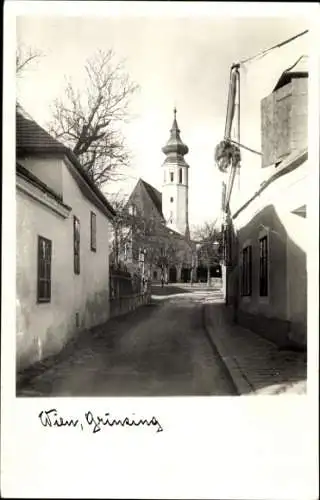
top-left (224, 56), bottom-right (308, 350)
top-left (16, 107), bottom-right (115, 370)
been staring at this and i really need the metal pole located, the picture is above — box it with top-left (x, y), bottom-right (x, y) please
top-left (236, 68), bottom-right (240, 191)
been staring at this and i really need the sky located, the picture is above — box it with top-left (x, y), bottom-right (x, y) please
top-left (16, 10), bottom-right (310, 227)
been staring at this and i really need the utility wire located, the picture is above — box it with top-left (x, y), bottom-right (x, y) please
top-left (238, 29), bottom-right (308, 66)
top-left (222, 30), bottom-right (308, 153)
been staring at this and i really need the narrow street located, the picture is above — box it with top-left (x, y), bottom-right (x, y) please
top-left (17, 285), bottom-right (237, 397)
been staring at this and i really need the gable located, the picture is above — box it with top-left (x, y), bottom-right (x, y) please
top-left (141, 180), bottom-right (163, 218)
top-left (127, 179), bottom-right (164, 220)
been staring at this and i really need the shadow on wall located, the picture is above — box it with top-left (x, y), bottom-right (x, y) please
top-left (228, 203), bottom-right (307, 350)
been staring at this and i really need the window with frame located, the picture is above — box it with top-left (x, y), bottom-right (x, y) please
top-left (241, 245), bottom-right (252, 296)
top-left (37, 236), bottom-right (52, 303)
top-left (170, 172), bottom-right (174, 182)
top-left (259, 235), bottom-right (268, 296)
top-left (179, 168), bottom-right (182, 184)
top-left (73, 216), bottom-right (80, 274)
top-left (90, 211), bottom-right (96, 251)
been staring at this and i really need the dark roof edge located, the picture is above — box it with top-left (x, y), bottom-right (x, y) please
top-left (141, 178), bottom-right (162, 198)
top-left (17, 146), bottom-right (116, 218)
top-left (16, 162), bottom-right (72, 211)
top-left (64, 149), bottom-right (116, 218)
top-left (232, 150), bottom-right (308, 220)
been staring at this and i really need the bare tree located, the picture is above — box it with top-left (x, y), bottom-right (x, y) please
top-left (191, 220), bottom-right (222, 284)
top-left (16, 44), bottom-right (43, 76)
top-left (49, 49), bottom-right (139, 187)
top-left (108, 193), bottom-right (185, 280)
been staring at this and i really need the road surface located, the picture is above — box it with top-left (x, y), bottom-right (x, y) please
top-left (17, 285), bottom-right (237, 397)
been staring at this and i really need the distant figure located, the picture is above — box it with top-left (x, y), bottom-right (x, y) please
top-left (161, 276), bottom-right (164, 288)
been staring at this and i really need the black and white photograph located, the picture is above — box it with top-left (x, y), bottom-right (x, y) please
top-left (2, 2), bottom-right (319, 499)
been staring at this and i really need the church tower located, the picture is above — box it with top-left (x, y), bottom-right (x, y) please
top-left (162, 108), bottom-right (190, 238)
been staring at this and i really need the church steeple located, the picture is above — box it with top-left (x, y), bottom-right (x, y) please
top-left (161, 108), bottom-right (190, 237)
top-left (162, 108), bottom-right (189, 157)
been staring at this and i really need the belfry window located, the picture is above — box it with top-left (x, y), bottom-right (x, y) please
top-left (170, 172), bottom-right (174, 182)
top-left (170, 197), bottom-right (174, 203)
top-left (179, 168), bottom-right (182, 184)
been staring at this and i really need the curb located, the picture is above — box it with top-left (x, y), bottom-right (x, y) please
top-left (203, 304), bottom-right (255, 396)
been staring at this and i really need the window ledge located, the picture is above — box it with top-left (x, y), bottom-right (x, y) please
top-left (258, 296), bottom-right (270, 304)
top-left (241, 296), bottom-right (252, 303)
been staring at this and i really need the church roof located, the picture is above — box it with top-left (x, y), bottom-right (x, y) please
top-left (162, 108), bottom-right (189, 157)
top-left (140, 179), bottom-right (163, 218)
top-left (127, 178), bottom-right (164, 219)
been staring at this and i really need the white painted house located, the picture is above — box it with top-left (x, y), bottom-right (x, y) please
top-left (16, 107), bottom-right (116, 371)
top-left (223, 56), bottom-right (308, 349)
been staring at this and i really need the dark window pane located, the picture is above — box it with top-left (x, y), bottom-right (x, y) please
top-left (44, 281), bottom-right (49, 300)
top-left (39, 259), bottom-right (44, 279)
top-left (38, 280), bottom-right (45, 300)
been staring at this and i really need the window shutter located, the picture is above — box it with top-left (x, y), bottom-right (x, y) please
top-left (73, 216), bottom-right (80, 274)
top-left (91, 212), bottom-right (96, 251)
top-left (37, 236), bottom-right (52, 302)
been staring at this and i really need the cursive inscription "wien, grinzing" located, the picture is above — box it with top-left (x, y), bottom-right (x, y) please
top-left (38, 409), bottom-right (163, 434)
top-left (85, 411), bottom-right (163, 433)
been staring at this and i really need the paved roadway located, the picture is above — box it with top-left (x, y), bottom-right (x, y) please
top-left (17, 284), bottom-right (237, 397)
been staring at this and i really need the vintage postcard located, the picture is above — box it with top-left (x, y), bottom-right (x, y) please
top-left (2, 1), bottom-right (319, 499)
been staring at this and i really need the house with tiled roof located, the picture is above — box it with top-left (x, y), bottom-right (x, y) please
top-left (16, 105), bottom-right (116, 371)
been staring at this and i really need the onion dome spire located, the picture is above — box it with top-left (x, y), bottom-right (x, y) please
top-left (162, 107), bottom-right (189, 156)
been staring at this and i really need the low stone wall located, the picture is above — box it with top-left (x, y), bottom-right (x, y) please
top-left (110, 291), bottom-right (151, 318)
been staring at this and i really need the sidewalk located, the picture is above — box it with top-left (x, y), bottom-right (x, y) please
top-left (204, 300), bottom-right (307, 395)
